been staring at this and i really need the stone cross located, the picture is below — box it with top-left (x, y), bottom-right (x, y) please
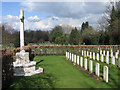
top-left (84, 58), bottom-right (87, 70)
top-left (13, 9), bottom-right (44, 76)
top-left (95, 63), bottom-right (100, 77)
top-left (103, 66), bottom-right (109, 82)
top-left (80, 57), bottom-right (83, 67)
top-left (20, 9), bottom-right (24, 51)
top-left (89, 60), bottom-right (93, 73)
top-left (77, 55), bottom-right (79, 65)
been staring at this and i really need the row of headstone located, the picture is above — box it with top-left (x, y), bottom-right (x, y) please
top-left (99, 49), bottom-right (119, 59)
top-left (70, 49), bottom-right (119, 66)
top-left (82, 50), bottom-right (119, 66)
top-left (66, 52), bottom-right (109, 82)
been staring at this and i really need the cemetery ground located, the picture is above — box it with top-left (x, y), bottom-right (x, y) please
top-left (9, 55), bottom-right (119, 88)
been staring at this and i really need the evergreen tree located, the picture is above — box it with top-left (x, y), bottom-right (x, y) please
top-left (69, 27), bottom-right (79, 45)
top-left (81, 21), bottom-right (89, 32)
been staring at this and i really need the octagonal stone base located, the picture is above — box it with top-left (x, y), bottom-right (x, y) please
top-left (13, 50), bottom-right (43, 76)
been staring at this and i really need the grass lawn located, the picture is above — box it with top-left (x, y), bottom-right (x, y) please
top-left (9, 56), bottom-right (119, 88)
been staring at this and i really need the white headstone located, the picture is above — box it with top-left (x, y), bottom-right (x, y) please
top-left (84, 51), bottom-right (86, 57)
top-left (101, 54), bottom-right (104, 62)
top-left (100, 49), bottom-right (102, 55)
top-left (89, 60), bottom-right (93, 73)
top-left (70, 53), bottom-right (71, 60)
top-left (80, 57), bottom-right (83, 67)
top-left (106, 55), bottom-right (109, 64)
top-left (107, 51), bottom-right (109, 56)
top-left (66, 52), bottom-right (67, 59)
top-left (82, 50), bottom-right (83, 56)
top-left (117, 50), bottom-right (119, 54)
top-left (111, 48), bottom-right (113, 53)
top-left (72, 54), bottom-right (74, 62)
top-left (118, 58), bottom-right (120, 67)
top-left (87, 51), bottom-right (89, 57)
top-left (84, 58), bottom-right (87, 70)
top-left (95, 63), bottom-right (100, 77)
top-left (97, 53), bottom-right (99, 61)
top-left (67, 52), bottom-right (69, 60)
top-left (115, 52), bottom-right (118, 59)
top-left (77, 55), bottom-right (79, 65)
top-left (98, 47), bottom-right (99, 50)
top-left (74, 54), bottom-right (76, 64)
top-left (90, 52), bottom-right (92, 59)
top-left (93, 52), bottom-right (95, 60)
top-left (103, 66), bottom-right (109, 83)
top-left (103, 50), bottom-right (105, 56)
top-left (111, 51), bottom-right (113, 57)
top-left (112, 56), bottom-right (115, 65)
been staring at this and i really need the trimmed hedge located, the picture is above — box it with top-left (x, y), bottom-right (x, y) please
top-left (2, 54), bottom-right (14, 88)
top-left (1, 47), bottom-right (33, 88)
top-left (28, 45), bottom-right (120, 56)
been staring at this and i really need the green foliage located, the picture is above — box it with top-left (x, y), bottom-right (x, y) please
top-left (69, 27), bottom-right (79, 45)
top-left (106, 3), bottom-right (120, 44)
top-left (13, 37), bottom-right (20, 48)
top-left (50, 26), bottom-right (63, 43)
top-left (2, 54), bottom-right (14, 88)
top-left (25, 30), bottom-right (49, 44)
top-left (81, 21), bottom-right (89, 31)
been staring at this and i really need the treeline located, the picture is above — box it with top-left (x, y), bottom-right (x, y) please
top-left (1, 2), bottom-right (120, 47)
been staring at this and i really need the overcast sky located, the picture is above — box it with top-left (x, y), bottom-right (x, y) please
top-left (1, 0), bottom-right (113, 30)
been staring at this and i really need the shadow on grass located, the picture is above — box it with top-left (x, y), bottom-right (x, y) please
top-left (9, 73), bottom-right (56, 88)
top-left (36, 59), bottom-right (44, 65)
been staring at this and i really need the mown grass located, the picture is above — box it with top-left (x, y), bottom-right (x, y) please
top-left (9, 56), bottom-right (119, 88)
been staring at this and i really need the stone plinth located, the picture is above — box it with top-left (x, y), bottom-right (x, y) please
top-left (13, 50), bottom-right (43, 76)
